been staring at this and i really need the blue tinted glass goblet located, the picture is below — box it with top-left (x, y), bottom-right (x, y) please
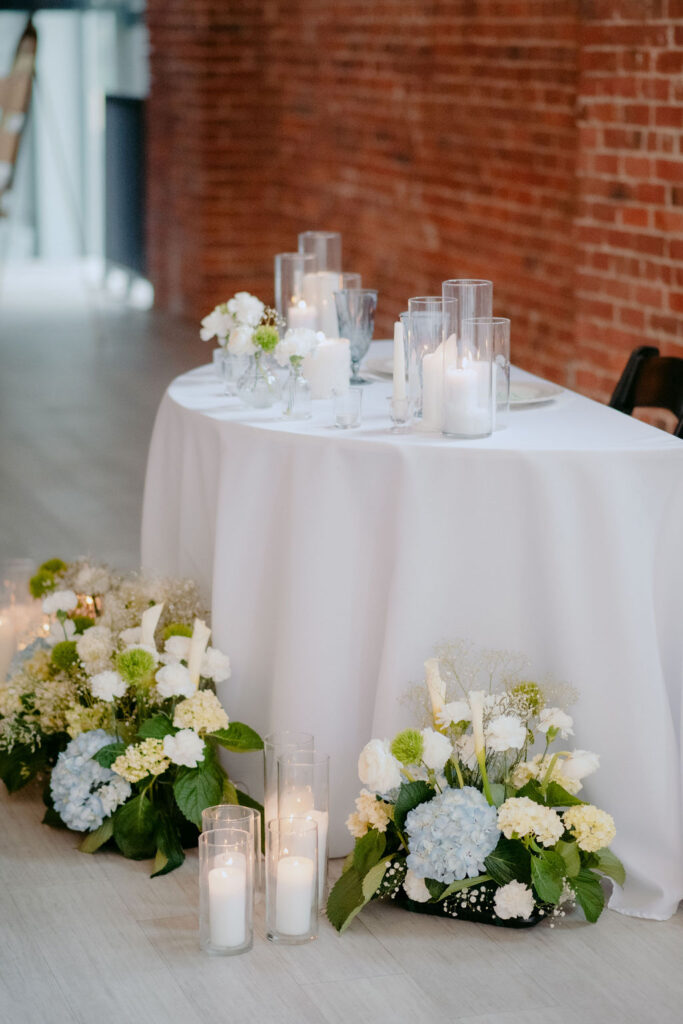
top-left (334, 288), bottom-right (378, 385)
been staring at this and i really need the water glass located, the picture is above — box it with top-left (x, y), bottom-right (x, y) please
top-left (199, 828), bottom-right (254, 956)
top-left (333, 388), bottom-right (362, 428)
top-left (334, 288), bottom-right (378, 384)
top-left (266, 818), bottom-right (318, 944)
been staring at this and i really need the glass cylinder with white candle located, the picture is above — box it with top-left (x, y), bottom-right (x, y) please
top-left (462, 316), bottom-right (511, 429)
top-left (407, 296), bottom-right (458, 432)
top-left (297, 231), bottom-right (342, 273)
top-left (442, 318), bottom-right (494, 439)
top-left (199, 827), bottom-right (254, 956)
top-left (266, 818), bottom-right (318, 944)
top-left (263, 731), bottom-right (314, 838)
top-left (274, 252), bottom-right (318, 334)
top-left (442, 279), bottom-right (493, 337)
top-left (202, 805), bottom-right (263, 893)
top-left (277, 750), bottom-right (329, 905)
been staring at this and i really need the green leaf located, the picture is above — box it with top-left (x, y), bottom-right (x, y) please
top-left (425, 878), bottom-right (447, 899)
top-left (342, 850), bottom-right (355, 874)
top-left (113, 793), bottom-right (158, 860)
top-left (545, 781), bottom-right (585, 807)
top-left (151, 814), bottom-right (185, 877)
top-left (443, 760), bottom-right (460, 788)
top-left (326, 865), bottom-right (365, 932)
top-left (530, 850), bottom-right (565, 904)
top-left (556, 839), bottom-right (581, 878)
top-left (352, 829), bottom-right (386, 877)
top-left (361, 855), bottom-right (393, 901)
top-left (513, 779), bottom-right (546, 804)
top-left (571, 868), bottom-right (605, 923)
top-left (79, 817), bottom-right (114, 853)
top-left (221, 778), bottom-right (239, 805)
top-left (210, 722), bottom-right (264, 752)
top-left (92, 743), bottom-right (126, 769)
top-left (439, 874), bottom-right (491, 901)
top-left (42, 805), bottom-right (68, 829)
top-left (393, 781), bottom-right (435, 834)
top-left (235, 788), bottom-right (264, 816)
top-left (173, 758), bottom-right (225, 828)
top-left (484, 836), bottom-right (531, 885)
top-left (0, 742), bottom-right (50, 792)
top-left (138, 715), bottom-right (176, 740)
top-left (593, 847), bottom-right (626, 887)
top-left (488, 783), bottom-right (506, 807)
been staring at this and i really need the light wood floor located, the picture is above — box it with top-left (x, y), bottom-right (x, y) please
top-left (1, 263), bottom-right (682, 1024)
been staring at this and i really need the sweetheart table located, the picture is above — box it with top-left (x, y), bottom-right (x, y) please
top-left (142, 343), bottom-right (683, 921)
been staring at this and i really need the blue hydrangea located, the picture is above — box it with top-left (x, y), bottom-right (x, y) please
top-left (404, 785), bottom-right (499, 884)
top-left (50, 729), bottom-right (131, 832)
top-left (9, 637), bottom-right (50, 675)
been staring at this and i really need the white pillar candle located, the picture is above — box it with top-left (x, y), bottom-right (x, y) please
top-left (421, 345), bottom-right (444, 431)
top-left (287, 300), bottom-right (318, 331)
top-left (303, 271), bottom-right (341, 338)
top-left (393, 321), bottom-right (406, 401)
top-left (0, 614), bottom-right (16, 681)
top-left (188, 618), bottom-right (211, 687)
top-left (140, 602), bottom-right (164, 648)
top-left (275, 855), bottom-right (316, 935)
top-left (301, 338), bottom-right (350, 398)
top-left (443, 364), bottom-right (490, 436)
top-left (280, 786), bottom-right (315, 818)
top-left (208, 853), bottom-right (248, 948)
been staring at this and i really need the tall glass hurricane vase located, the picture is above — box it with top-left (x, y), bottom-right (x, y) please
top-left (334, 288), bottom-right (378, 384)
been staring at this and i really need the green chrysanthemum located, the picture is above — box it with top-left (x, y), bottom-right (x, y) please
top-left (391, 728), bottom-right (424, 766)
top-left (253, 325), bottom-right (279, 352)
top-left (29, 569), bottom-right (56, 598)
top-left (116, 648), bottom-right (156, 688)
top-left (51, 640), bottom-right (80, 672)
top-left (163, 622), bottom-right (193, 641)
top-left (39, 558), bottom-right (67, 575)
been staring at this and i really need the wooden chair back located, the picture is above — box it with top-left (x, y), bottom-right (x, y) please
top-left (609, 346), bottom-right (683, 438)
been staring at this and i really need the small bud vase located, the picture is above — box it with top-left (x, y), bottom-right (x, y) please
top-left (237, 351), bottom-right (279, 409)
top-left (282, 358), bottom-right (312, 420)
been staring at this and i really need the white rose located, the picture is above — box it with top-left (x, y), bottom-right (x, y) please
top-left (358, 738), bottom-right (402, 795)
top-left (485, 714), bottom-right (527, 752)
top-left (163, 729), bottom-right (205, 768)
top-left (90, 670), bottom-right (127, 702)
top-left (227, 324), bottom-right (256, 356)
top-left (200, 306), bottom-right (232, 342)
top-left (201, 646), bottom-right (231, 683)
top-left (437, 699), bottom-right (471, 728)
top-left (538, 707), bottom-right (574, 739)
top-left (165, 635), bottom-right (191, 661)
top-left (420, 728), bottom-right (452, 771)
top-left (275, 327), bottom-right (319, 367)
top-left (403, 869), bottom-right (431, 903)
top-left (561, 749), bottom-right (600, 781)
top-left (493, 880), bottom-right (535, 921)
top-left (155, 662), bottom-right (195, 699)
top-left (227, 291), bottom-right (265, 327)
top-left (43, 589), bottom-right (78, 614)
top-left (119, 626), bottom-right (142, 646)
top-left (455, 733), bottom-right (478, 770)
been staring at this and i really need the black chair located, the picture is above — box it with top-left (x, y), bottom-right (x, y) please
top-left (609, 346), bottom-right (683, 438)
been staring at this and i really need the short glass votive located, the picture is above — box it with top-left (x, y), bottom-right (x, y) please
top-left (333, 387), bottom-right (362, 428)
top-left (463, 317), bottom-right (511, 429)
top-left (388, 395), bottom-right (410, 430)
top-left (277, 750), bottom-right (329, 905)
top-left (201, 805), bottom-right (263, 892)
top-left (199, 828), bottom-right (254, 956)
top-left (298, 230), bottom-right (342, 273)
top-left (274, 252), bottom-right (318, 333)
top-left (442, 320), bottom-right (494, 440)
top-left (266, 818), bottom-right (318, 944)
top-left (264, 731), bottom-right (314, 837)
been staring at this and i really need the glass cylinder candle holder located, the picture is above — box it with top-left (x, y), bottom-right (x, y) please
top-left (442, 279), bottom-right (493, 337)
top-left (298, 231), bottom-right (342, 273)
top-left (407, 296), bottom-right (458, 432)
top-left (264, 731), bottom-right (314, 836)
top-left (199, 828), bottom-right (254, 956)
top-left (266, 818), bottom-right (318, 944)
top-left (340, 272), bottom-right (362, 289)
top-left (277, 750), bottom-right (329, 905)
top-left (274, 252), bottom-right (318, 334)
top-left (442, 319), bottom-right (494, 439)
top-left (462, 317), bottom-right (511, 429)
top-left (201, 805), bottom-right (263, 892)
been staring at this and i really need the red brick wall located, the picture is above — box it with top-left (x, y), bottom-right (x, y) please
top-left (147, 1), bottom-right (683, 400)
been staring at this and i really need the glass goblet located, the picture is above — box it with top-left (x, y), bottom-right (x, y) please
top-left (334, 288), bottom-right (378, 385)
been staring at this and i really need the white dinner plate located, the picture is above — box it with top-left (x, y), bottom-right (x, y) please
top-left (509, 380), bottom-right (563, 406)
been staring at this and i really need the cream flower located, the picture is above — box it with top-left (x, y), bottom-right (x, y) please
top-left (538, 707), bottom-right (574, 739)
top-left (173, 689), bottom-right (229, 735)
top-left (227, 290), bottom-right (265, 327)
top-left (345, 789), bottom-right (392, 838)
top-left (420, 728), bottom-right (452, 770)
top-left (403, 870), bottom-right (431, 903)
top-left (498, 796), bottom-right (564, 848)
top-left (561, 750), bottom-right (600, 782)
top-left (227, 324), bottom-right (256, 356)
top-left (90, 670), bottom-right (127, 703)
top-left (358, 738), bottom-right (402, 795)
top-left (76, 625), bottom-right (114, 675)
top-left (163, 729), bottom-right (205, 768)
top-left (155, 662), bottom-right (195, 699)
top-left (200, 306), bottom-right (233, 342)
top-left (43, 589), bottom-right (78, 614)
top-left (563, 805), bottom-right (616, 852)
top-left (165, 635), bottom-right (191, 661)
top-left (437, 699), bottom-right (471, 728)
top-left (112, 738), bottom-right (170, 783)
top-left (485, 714), bottom-right (527, 752)
top-left (494, 880), bottom-right (535, 920)
top-left (201, 646), bottom-right (231, 683)
top-left (510, 754), bottom-right (583, 796)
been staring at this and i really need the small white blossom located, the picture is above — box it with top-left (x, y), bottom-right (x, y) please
top-left (358, 738), bottom-right (402, 795)
top-left (201, 646), bottom-right (231, 683)
top-left (494, 881), bottom-right (535, 921)
top-left (437, 699), bottom-right (471, 728)
top-left (485, 714), bottom-right (527, 752)
top-left (561, 749), bottom-right (600, 781)
top-left (155, 662), bottom-right (195, 699)
top-left (420, 728), bottom-right (452, 771)
top-left (76, 625), bottom-right (113, 675)
top-left (538, 707), bottom-right (574, 739)
top-left (200, 306), bottom-right (233, 342)
top-left (275, 327), bottom-right (320, 367)
top-left (90, 670), bottom-right (127, 702)
top-left (227, 291), bottom-right (265, 327)
top-left (403, 869), bottom-right (431, 903)
top-left (163, 729), bottom-right (205, 768)
top-left (227, 324), bottom-right (256, 356)
top-left (43, 589), bottom-right (78, 614)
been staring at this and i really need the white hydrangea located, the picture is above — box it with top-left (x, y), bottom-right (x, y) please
top-left (358, 738), bottom-right (402, 795)
top-left (163, 728), bottom-right (205, 768)
top-left (43, 589), bottom-right (78, 614)
top-left (200, 305), bottom-right (233, 342)
top-left (227, 290), bottom-right (265, 327)
top-left (173, 690), bottom-right (229, 735)
top-left (275, 327), bottom-right (320, 367)
top-left (538, 707), bottom-right (574, 739)
top-left (493, 880), bottom-right (535, 921)
top-left (498, 797), bottom-right (564, 848)
top-left (76, 625), bottom-right (114, 675)
top-left (155, 662), bottom-right (195, 699)
top-left (201, 646), bottom-right (231, 683)
top-left (437, 700), bottom-right (471, 728)
top-left (90, 670), bottom-right (127, 703)
top-left (420, 728), bottom-right (452, 770)
top-left (403, 869), bottom-right (431, 903)
top-left (485, 714), bottom-right (527, 752)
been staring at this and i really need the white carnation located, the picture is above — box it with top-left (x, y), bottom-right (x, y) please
top-left (200, 306), bottom-right (233, 342)
top-left (201, 646), bottom-right (231, 683)
top-left (43, 589), bottom-right (78, 614)
top-left (165, 635), bottom-right (191, 661)
top-left (90, 670), bottom-right (127, 702)
top-left (437, 700), bottom-right (471, 728)
top-left (155, 662), bottom-right (195, 699)
top-left (76, 625), bottom-right (113, 674)
top-left (494, 880), bottom-right (535, 921)
top-left (275, 327), bottom-right (319, 367)
top-left (403, 869), bottom-right (431, 903)
top-left (485, 714), bottom-right (527, 752)
top-left (538, 707), bottom-right (574, 739)
top-left (420, 728), bottom-right (452, 771)
top-left (561, 749), bottom-right (600, 781)
top-left (119, 626), bottom-right (141, 646)
top-left (358, 738), bottom-right (402, 795)
top-left (227, 290), bottom-right (265, 327)
top-left (163, 728), bottom-right (205, 768)
top-left (227, 324), bottom-right (256, 356)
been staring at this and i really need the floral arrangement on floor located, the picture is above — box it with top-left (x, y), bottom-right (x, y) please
top-left (0, 558), bottom-right (263, 875)
top-left (327, 644), bottom-right (624, 932)
top-left (200, 291), bottom-right (283, 358)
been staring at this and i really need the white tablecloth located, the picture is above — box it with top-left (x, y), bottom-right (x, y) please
top-left (142, 347), bottom-right (683, 920)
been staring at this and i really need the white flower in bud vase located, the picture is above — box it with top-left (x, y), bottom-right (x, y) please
top-left (424, 658), bottom-right (446, 723)
top-left (163, 729), bottom-right (205, 768)
top-left (403, 869), bottom-right (431, 903)
top-left (420, 728), bottom-right (453, 771)
top-left (561, 749), bottom-right (600, 781)
top-left (42, 589), bottom-right (78, 614)
top-left (437, 699), bottom-right (471, 728)
top-left (275, 327), bottom-right (321, 367)
top-left (227, 324), bottom-right (256, 356)
top-left (493, 880), bottom-right (535, 921)
top-left (358, 738), bottom-right (402, 795)
top-left (538, 707), bottom-right (574, 739)
top-left (485, 714), bottom-right (527, 752)
top-left (165, 635), bottom-right (191, 661)
top-left (90, 670), bottom-right (127, 702)
top-left (155, 662), bottom-right (195, 699)
top-left (200, 306), bottom-right (232, 342)
top-left (201, 646), bottom-right (231, 683)
top-left (227, 291), bottom-right (265, 327)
